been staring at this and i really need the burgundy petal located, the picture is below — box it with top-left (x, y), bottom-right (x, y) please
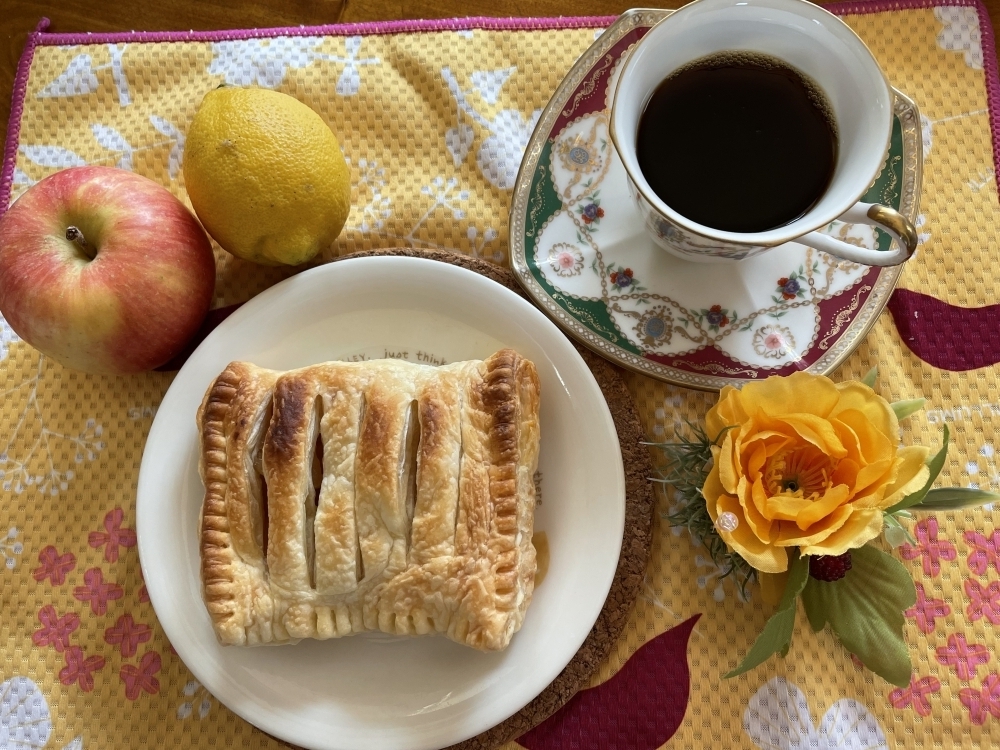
top-left (518, 615), bottom-right (701, 750)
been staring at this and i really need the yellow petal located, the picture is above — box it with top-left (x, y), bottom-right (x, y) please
top-left (836, 407), bottom-right (895, 453)
top-left (743, 428), bottom-right (795, 471)
top-left (749, 477), bottom-right (778, 533)
top-left (764, 492), bottom-right (814, 522)
top-left (830, 456), bottom-right (861, 489)
top-left (763, 433), bottom-right (795, 458)
top-left (718, 429), bottom-right (740, 495)
top-left (850, 470), bottom-right (898, 509)
top-left (852, 459), bottom-right (896, 502)
top-left (880, 446), bottom-right (932, 508)
top-left (832, 381), bottom-right (898, 438)
top-left (832, 418), bottom-right (864, 464)
top-left (717, 494), bottom-right (788, 573)
top-left (773, 505), bottom-right (852, 547)
top-left (795, 484), bottom-right (852, 529)
top-left (746, 440), bottom-right (770, 479)
top-left (770, 413), bottom-right (848, 458)
top-left (702, 462), bottom-right (725, 510)
top-left (799, 508), bottom-right (884, 556)
top-left (739, 372), bottom-right (842, 418)
top-left (705, 386), bottom-right (746, 444)
top-left (835, 408), bottom-right (896, 473)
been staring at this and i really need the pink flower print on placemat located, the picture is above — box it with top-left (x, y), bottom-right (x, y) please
top-left (965, 530), bottom-right (1000, 576)
top-left (901, 518), bottom-right (957, 577)
top-left (32, 605), bottom-right (80, 652)
top-left (966, 579), bottom-right (1000, 624)
top-left (889, 676), bottom-right (941, 716)
top-left (960, 674), bottom-right (1000, 725)
top-left (59, 646), bottom-right (106, 692)
top-left (105, 614), bottom-right (152, 658)
top-left (73, 568), bottom-right (124, 616)
top-left (88, 508), bottom-right (136, 563)
top-left (906, 583), bottom-right (952, 634)
top-left (120, 651), bottom-right (161, 700)
top-left (32, 545), bottom-right (76, 585)
top-left (937, 634), bottom-right (991, 680)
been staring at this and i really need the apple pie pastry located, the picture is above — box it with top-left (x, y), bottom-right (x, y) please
top-left (197, 349), bottom-right (540, 651)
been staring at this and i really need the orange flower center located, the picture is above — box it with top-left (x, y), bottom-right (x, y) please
top-left (763, 444), bottom-right (835, 499)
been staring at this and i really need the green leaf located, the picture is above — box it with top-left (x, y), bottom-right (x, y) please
top-left (884, 424), bottom-right (950, 514)
top-left (883, 514), bottom-right (916, 548)
top-left (725, 554), bottom-right (808, 678)
top-left (801, 545), bottom-right (916, 687)
top-left (861, 366), bottom-right (878, 388)
top-left (890, 398), bottom-right (925, 421)
top-left (907, 487), bottom-right (1000, 511)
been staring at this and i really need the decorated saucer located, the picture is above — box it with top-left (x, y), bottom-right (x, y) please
top-left (509, 8), bottom-right (922, 391)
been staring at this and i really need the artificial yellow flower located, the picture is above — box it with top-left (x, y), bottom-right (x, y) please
top-left (702, 372), bottom-right (930, 574)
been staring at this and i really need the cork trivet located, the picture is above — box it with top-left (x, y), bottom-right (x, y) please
top-left (322, 248), bottom-right (656, 750)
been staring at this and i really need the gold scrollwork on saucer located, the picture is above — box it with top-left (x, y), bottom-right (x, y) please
top-left (817, 285), bottom-right (873, 350)
top-left (684, 361), bottom-right (761, 377)
top-left (525, 162), bottom-right (551, 240)
top-left (562, 54), bottom-right (615, 119)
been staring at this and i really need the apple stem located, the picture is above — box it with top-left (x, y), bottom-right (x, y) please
top-left (65, 226), bottom-right (96, 260)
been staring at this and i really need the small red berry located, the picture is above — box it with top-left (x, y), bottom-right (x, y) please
top-left (808, 552), bottom-right (853, 582)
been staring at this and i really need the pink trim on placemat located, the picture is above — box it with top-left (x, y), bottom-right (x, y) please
top-left (0, 17), bottom-right (49, 212)
top-left (35, 15), bottom-right (618, 47)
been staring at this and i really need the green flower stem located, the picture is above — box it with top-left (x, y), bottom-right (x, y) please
top-left (725, 554), bottom-right (808, 678)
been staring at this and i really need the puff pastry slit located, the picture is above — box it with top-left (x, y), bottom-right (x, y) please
top-left (197, 349), bottom-right (540, 651)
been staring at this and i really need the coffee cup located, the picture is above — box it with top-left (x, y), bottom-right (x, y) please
top-left (609, 0), bottom-right (918, 266)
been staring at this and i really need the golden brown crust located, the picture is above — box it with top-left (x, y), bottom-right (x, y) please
top-left (313, 370), bottom-right (365, 598)
top-left (197, 350), bottom-right (539, 651)
top-left (197, 362), bottom-right (281, 646)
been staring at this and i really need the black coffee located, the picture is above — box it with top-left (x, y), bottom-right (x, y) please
top-left (636, 52), bottom-right (838, 234)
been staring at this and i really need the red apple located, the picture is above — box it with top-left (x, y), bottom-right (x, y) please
top-left (0, 166), bottom-right (216, 374)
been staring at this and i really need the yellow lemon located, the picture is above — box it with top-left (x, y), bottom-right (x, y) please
top-left (183, 87), bottom-right (351, 266)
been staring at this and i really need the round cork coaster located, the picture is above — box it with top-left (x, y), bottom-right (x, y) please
top-left (315, 248), bottom-right (655, 750)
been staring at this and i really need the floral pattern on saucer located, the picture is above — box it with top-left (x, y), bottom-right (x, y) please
top-left (510, 8), bottom-right (921, 390)
top-left (547, 243), bottom-right (585, 277)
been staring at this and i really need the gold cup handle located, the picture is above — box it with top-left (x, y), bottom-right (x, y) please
top-left (798, 202), bottom-right (919, 267)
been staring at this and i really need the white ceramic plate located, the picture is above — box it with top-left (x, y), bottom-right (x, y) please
top-left (136, 256), bottom-right (625, 750)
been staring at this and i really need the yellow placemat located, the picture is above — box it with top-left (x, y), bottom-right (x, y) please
top-left (1, 4), bottom-right (999, 748)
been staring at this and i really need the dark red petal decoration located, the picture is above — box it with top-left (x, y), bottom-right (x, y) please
top-left (517, 615), bottom-right (701, 750)
top-left (888, 289), bottom-right (1000, 372)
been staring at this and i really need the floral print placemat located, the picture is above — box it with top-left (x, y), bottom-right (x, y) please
top-left (1, 2), bottom-right (999, 747)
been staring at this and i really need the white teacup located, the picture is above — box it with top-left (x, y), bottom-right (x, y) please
top-left (609, 0), bottom-right (918, 266)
